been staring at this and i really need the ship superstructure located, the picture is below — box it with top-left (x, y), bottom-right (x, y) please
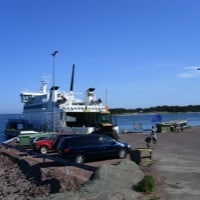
top-left (20, 64), bottom-right (118, 134)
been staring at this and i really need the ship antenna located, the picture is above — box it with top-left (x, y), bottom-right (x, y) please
top-left (70, 64), bottom-right (75, 92)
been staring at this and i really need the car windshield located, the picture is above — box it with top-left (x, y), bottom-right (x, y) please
top-left (33, 136), bottom-right (49, 143)
top-left (48, 135), bottom-right (58, 140)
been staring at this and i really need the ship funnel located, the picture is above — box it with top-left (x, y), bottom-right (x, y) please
top-left (70, 64), bottom-right (75, 92)
top-left (50, 86), bottom-right (59, 102)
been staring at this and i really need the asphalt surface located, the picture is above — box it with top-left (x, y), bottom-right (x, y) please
top-left (121, 127), bottom-right (200, 200)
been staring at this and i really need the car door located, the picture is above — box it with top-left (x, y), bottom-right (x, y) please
top-left (98, 135), bottom-right (118, 158)
top-left (81, 135), bottom-right (103, 159)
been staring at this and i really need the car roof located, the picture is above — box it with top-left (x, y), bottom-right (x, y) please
top-left (60, 133), bottom-right (114, 141)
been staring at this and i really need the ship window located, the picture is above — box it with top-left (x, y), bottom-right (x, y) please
top-left (17, 124), bottom-right (23, 129)
top-left (65, 112), bottom-right (99, 127)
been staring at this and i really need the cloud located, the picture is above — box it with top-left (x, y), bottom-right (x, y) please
top-left (178, 72), bottom-right (197, 79)
top-left (178, 66), bottom-right (200, 79)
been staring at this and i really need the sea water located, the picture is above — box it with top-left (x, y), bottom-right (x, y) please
top-left (0, 113), bottom-right (200, 143)
top-left (114, 112), bottom-right (200, 133)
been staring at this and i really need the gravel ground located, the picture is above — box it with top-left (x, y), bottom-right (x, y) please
top-left (0, 151), bottom-right (88, 200)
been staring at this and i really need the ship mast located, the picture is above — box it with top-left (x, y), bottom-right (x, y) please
top-left (51, 50), bottom-right (59, 132)
top-left (70, 64), bottom-right (75, 92)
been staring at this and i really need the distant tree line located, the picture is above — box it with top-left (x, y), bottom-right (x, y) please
top-left (109, 105), bottom-right (200, 114)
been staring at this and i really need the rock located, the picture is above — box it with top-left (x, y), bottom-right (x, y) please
top-left (47, 160), bottom-right (144, 200)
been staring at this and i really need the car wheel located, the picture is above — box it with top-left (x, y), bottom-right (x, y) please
top-left (40, 146), bottom-right (48, 154)
top-left (118, 148), bottom-right (127, 158)
top-left (75, 154), bottom-right (85, 164)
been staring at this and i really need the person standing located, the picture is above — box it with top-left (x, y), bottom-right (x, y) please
top-left (145, 135), bottom-right (151, 148)
top-left (145, 126), bottom-right (157, 148)
top-left (151, 125), bottom-right (157, 145)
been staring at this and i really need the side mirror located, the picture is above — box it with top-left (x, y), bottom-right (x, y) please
top-left (111, 141), bottom-right (117, 145)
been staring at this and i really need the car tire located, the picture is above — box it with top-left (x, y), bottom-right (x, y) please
top-left (75, 154), bottom-right (85, 164)
top-left (40, 146), bottom-right (48, 154)
top-left (118, 148), bottom-right (127, 158)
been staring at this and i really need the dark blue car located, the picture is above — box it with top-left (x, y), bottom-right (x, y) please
top-left (57, 134), bottom-right (132, 163)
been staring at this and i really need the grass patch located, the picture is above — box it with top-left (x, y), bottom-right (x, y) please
top-left (147, 197), bottom-right (160, 200)
top-left (134, 175), bottom-right (156, 194)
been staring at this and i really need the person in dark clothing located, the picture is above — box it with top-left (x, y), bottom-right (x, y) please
top-left (145, 126), bottom-right (157, 148)
top-left (145, 135), bottom-right (151, 148)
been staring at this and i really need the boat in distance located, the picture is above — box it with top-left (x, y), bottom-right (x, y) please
top-left (11, 64), bottom-right (119, 135)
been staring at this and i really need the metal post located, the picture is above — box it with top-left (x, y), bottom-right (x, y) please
top-left (51, 51), bottom-right (59, 132)
top-left (65, 165), bottom-right (69, 175)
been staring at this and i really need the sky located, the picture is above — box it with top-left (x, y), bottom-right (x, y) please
top-left (1, 0), bottom-right (200, 114)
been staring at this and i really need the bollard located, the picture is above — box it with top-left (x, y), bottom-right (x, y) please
top-left (130, 148), bottom-right (152, 165)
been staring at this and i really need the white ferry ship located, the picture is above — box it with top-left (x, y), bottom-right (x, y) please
top-left (17, 64), bottom-right (118, 135)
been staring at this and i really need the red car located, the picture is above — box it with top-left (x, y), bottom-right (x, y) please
top-left (32, 133), bottom-right (83, 154)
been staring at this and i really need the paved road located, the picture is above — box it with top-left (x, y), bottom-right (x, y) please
top-left (121, 127), bottom-right (200, 200)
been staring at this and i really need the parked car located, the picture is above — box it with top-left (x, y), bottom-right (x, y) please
top-left (32, 133), bottom-right (84, 154)
top-left (32, 135), bottom-right (50, 143)
top-left (91, 129), bottom-right (120, 140)
top-left (57, 134), bottom-right (132, 163)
